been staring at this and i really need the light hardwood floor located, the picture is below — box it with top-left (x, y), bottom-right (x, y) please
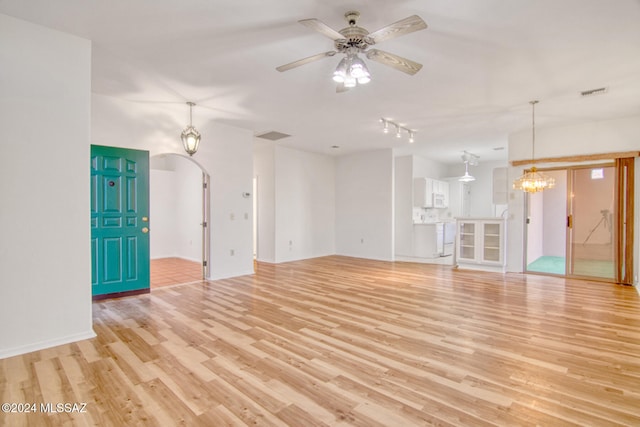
top-left (150, 257), bottom-right (203, 289)
top-left (2, 256), bottom-right (640, 426)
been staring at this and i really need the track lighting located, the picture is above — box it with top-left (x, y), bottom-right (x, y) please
top-left (379, 118), bottom-right (416, 143)
top-left (381, 119), bottom-right (389, 134)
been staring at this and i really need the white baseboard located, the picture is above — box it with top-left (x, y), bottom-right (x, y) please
top-left (0, 329), bottom-right (96, 360)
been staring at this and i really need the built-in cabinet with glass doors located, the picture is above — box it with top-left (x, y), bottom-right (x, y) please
top-left (456, 218), bottom-right (506, 272)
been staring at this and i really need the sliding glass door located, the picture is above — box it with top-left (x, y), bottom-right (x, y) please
top-left (526, 164), bottom-right (619, 281)
top-left (568, 166), bottom-right (616, 279)
top-left (526, 170), bottom-right (567, 275)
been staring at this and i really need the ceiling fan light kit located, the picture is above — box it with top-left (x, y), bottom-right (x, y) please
top-left (277, 10), bottom-right (427, 92)
top-left (332, 52), bottom-right (371, 87)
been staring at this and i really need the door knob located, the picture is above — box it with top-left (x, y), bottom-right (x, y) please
top-left (142, 216), bottom-right (149, 222)
top-left (142, 227), bottom-right (149, 233)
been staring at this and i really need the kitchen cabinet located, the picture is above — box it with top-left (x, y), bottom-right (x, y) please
top-left (455, 218), bottom-right (505, 272)
top-left (413, 223), bottom-right (438, 258)
top-left (413, 177), bottom-right (449, 208)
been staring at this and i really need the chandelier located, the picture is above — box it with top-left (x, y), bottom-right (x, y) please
top-left (513, 100), bottom-right (555, 193)
top-left (181, 102), bottom-right (201, 156)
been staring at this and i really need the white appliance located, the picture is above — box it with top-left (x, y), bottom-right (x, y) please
top-left (432, 193), bottom-right (446, 208)
top-left (437, 222), bottom-right (455, 256)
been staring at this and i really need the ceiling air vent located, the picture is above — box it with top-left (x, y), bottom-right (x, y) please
top-left (255, 131), bottom-right (291, 141)
top-left (580, 87), bottom-right (608, 97)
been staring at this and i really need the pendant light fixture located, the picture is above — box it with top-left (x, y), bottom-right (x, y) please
top-left (181, 102), bottom-right (201, 156)
top-left (513, 100), bottom-right (556, 193)
top-left (459, 161), bottom-right (475, 182)
top-left (459, 151), bottom-right (478, 182)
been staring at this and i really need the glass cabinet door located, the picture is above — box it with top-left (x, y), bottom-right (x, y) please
top-left (482, 222), bottom-right (502, 263)
top-left (458, 222), bottom-right (476, 260)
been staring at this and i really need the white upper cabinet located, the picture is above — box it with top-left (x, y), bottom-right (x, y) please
top-left (414, 177), bottom-right (449, 208)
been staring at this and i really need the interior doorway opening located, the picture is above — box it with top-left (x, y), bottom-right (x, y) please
top-left (149, 153), bottom-right (210, 287)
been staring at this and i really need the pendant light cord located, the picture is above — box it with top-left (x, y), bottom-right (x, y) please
top-left (530, 100), bottom-right (538, 165)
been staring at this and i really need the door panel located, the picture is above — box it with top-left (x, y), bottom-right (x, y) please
top-left (569, 166), bottom-right (615, 279)
top-left (91, 145), bottom-right (149, 296)
top-left (525, 170), bottom-right (567, 275)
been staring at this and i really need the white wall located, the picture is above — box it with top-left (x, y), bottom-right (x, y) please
top-left (150, 155), bottom-right (203, 261)
top-left (92, 94), bottom-right (254, 280)
top-left (507, 114), bottom-right (640, 274)
top-left (253, 143), bottom-right (335, 263)
top-left (336, 149), bottom-right (394, 261)
top-left (253, 141), bottom-right (276, 263)
top-left (0, 15), bottom-right (95, 358)
top-left (542, 170), bottom-right (567, 257)
top-left (413, 155), bottom-right (449, 179)
top-left (274, 146), bottom-right (335, 262)
top-left (149, 168), bottom-right (178, 258)
top-left (174, 156), bottom-right (203, 261)
top-left (394, 156), bottom-right (413, 256)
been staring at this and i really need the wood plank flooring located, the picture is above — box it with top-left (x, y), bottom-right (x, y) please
top-left (150, 257), bottom-right (203, 289)
top-left (2, 256), bottom-right (640, 426)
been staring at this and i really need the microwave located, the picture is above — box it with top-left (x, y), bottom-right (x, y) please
top-left (432, 193), bottom-right (446, 208)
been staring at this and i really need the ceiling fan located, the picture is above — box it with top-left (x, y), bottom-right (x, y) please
top-left (276, 11), bottom-right (427, 92)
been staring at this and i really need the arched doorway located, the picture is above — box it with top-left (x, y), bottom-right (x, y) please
top-left (149, 153), bottom-right (210, 287)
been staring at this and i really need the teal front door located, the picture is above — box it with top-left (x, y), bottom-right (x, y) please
top-left (91, 145), bottom-right (150, 297)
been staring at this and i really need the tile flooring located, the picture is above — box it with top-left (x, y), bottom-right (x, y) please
top-left (150, 257), bottom-right (203, 288)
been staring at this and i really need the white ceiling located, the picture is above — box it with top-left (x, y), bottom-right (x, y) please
top-left (2, 0), bottom-right (640, 164)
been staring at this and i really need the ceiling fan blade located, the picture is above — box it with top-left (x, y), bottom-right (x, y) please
top-left (367, 15), bottom-right (427, 44)
top-left (299, 18), bottom-right (345, 41)
top-left (366, 49), bottom-right (423, 75)
top-left (276, 51), bottom-right (337, 72)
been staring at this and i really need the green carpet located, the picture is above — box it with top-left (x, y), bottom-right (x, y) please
top-left (573, 259), bottom-right (615, 278)
top-left (527, 256), bottom-right (614, 278)
top-left (527, 256), bottom-right (565, 275)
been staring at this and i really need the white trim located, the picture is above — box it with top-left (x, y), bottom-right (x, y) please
top-left (0, 330), bottom-right (96, 360)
